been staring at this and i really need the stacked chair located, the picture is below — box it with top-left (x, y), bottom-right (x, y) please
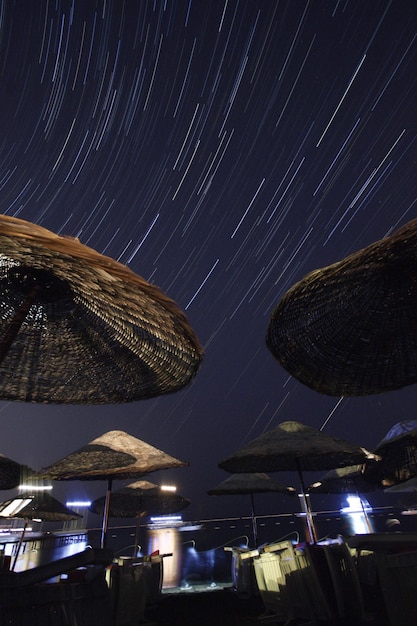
top-left (239, 537), bottom-right (369, 624)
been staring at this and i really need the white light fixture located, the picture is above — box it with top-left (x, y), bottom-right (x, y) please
top-left (18, 484), bottom-right (53, 492)
top-left (0, 498), bottom-right (33, 517)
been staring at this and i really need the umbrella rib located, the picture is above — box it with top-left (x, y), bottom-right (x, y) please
top-left (100, 477), bottom-right (113, 549)
top-left (0, 285), bottom-right (41, 364)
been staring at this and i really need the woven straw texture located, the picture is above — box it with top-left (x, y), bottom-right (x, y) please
top-left (266, 218), bottom-right (417, 396)
top-left (208, 472), bottom-right (296, 496)
top-left (0, 454), bottom-right (33, 490)
top-left (41, 430), bottom-right (188, 481)
top-left (0, 491), bottom-right (81, 522)
top-left (0, 214), bottom-right (203, 403)
top-left (308, 464), bottom-right (379, 494)
top-left (89, 480), bottom-right (190, 518)
top-left (219, 421), bottom-right (376, 473)
top-left (364, 420), bottom-right (417, 487)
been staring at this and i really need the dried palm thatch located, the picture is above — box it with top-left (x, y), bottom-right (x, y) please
top-left (219, 421), bottom-right (377, 474)
top-left (219, 421), bottom-right (378, 543)
top-left (0, 491), bottom-right (81, 523)
top-left (0, 214), bottom-right (203, 403)
top-left (208, 472), bottom-right (296, 496)
top-left (89, 480), bottom-right (190, 518)
top-left (308, 464), bottom-right (377, 534)
top-left (40, 430), bottom-right (188, 480)
top-left (40, 430), bottom-right (188, 548)
top-left (308, 464), bottom-right (379, 495)
top-left (266, 218), bottom-right (417, 396)
top-left (364, 420), bottom-right (417, 488)
top-left (208, 472), bottom-right (296, 546)
top-left (90, 479), bottom-right (190, 556)
top-left (0, 491), bottom-right (81, 570)
top-left (0, 454), bottom-right (33, 490)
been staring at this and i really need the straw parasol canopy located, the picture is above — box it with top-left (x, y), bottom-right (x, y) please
top-left (364, 420), bottom-right (417, 488)
top-left (0, 491), bottom-right (81, 570)
top-left (40, 430), bottom-right (188, 480)
top-left (218, 422), bottom-right (377, 474)
top-left (208, 473), bottom-right (296, 497)
top-left (0, 213), bottom-right (203, 403)
top-left (208, 473), bottom-right (296, 546)
top-left (0, 454), bottom-right (33, 490)
top-left (218, 421), bottom-right (378, 542)
top-left (40, 430), bottom-right (188, 548)
top-left (308, 465), bottom-right (378, 495)
top-left (266, 218), bottom-right (417, 396)
top-left (385, 477), bottom-right (417, 493)
top-left (89, 480), bottom-right (190, 518)
top-left (90, 479), bottom-right (190, 557)
top-left (308, 465), bottom-right (378, 534)
top-left (0, 491), bottom-right (82, 523)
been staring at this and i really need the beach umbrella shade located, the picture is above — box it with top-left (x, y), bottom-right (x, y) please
top-left (308, 464), bottom-right (379, 495)
top-left (218, 421), bottom-right (378, 542)
top-left (387, 492), bottom-right (417, 517)
top-left (40, 430), bottom-right (188, 548)
top-left (364, 420), bottom-right (417, 488)
top-left (308, 465), bottom-right (380, 533)
top-left (0, 453), bottom-right (34, 490)
top-left (384, 477), bottom-right (417, 493)
top-left (0, 491), bottom-right (81, 569)
top-left (266, 217), bottom-right (417, 396)
top-left (208, 472), bottom-right (296, 546)
top-left (90, 479), bottom-right (190, 555)
top-left (0, 213), bottom-right (203, 404)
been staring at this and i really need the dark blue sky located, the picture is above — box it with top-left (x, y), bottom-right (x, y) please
top-left (1, 0), bottom-right (417, 524)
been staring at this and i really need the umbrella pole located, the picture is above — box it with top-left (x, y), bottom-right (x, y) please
top-left (11, 517), bottom-right (29, 571)
top-left (359, 492), bottom-right (373, 534)
top-left (296, 460), bottom-right (317, 544)
top-left (100, 478), bottom-right (113, 549)
top-left (250, 493), bottom-right (258, 547)
top-left (134, 513), bottom-right (141, 557)
top-left (0, 286), bottom-right (41, 363)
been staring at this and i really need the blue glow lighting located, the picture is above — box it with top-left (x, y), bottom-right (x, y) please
top-left (341, 495), bottom-right (372, 534)
top-left (150, 515), bottom-right (182, 523)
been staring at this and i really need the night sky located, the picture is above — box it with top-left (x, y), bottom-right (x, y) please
top-left (1, 0), bottom-right (417, 525)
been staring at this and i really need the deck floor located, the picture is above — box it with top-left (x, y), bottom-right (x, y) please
top-left (146, 585), bottom-right (265, 626)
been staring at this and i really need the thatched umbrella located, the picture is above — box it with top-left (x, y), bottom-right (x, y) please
top-left (308, 465), bottom-right (380, 533)
top-left (40, 430), bottom-right (188, 548)
top-left (364, 421), bottom-right (417, 488)
top-left (0, 491), bottom-right (81, 570)
top-left (90, 480), bottom-right (190, 555)
top-left (309, 464), bottom-right (378, 495)
top-left (219, 421), bottom-right (378, 542)
top-left (0, 213), bottom-right (203, 403)
top-left (385, 477), bottom-right (417, 493)
top-left (0, 453), bottom-right (33, 490)
top-left (208, 473), bottom-right (296, 546)
top-left (266, 218), bottom-right (417, 396)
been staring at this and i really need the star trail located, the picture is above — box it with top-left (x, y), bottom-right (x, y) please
top-left (1, 0), bottom-right (417, 523)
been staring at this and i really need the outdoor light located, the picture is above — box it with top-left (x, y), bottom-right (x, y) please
top-left (0, 498), bottom-right (33, 517)
top-left (150, 515), bottom-right (182, 524)
top-left (160, 485), bottom-right (177, 492)
top-left (18, 484), bottom-right (53, 491)
top-left (341, 495), bottom-right (372, 534)
top-left (66, 501), bottom-right (92, 508)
